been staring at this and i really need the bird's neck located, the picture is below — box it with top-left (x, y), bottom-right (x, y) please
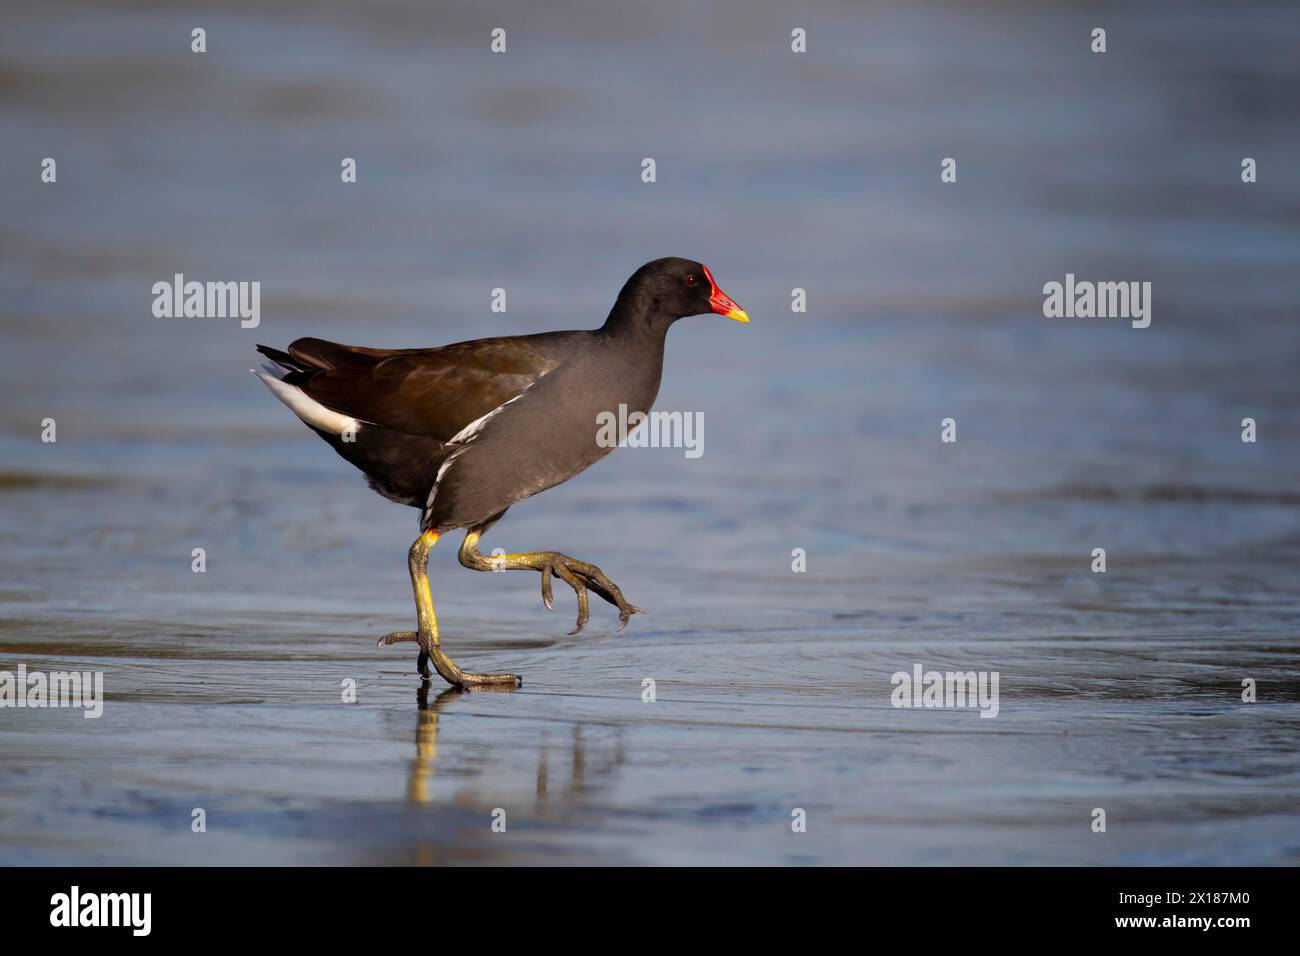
top-left (597, 294), bottom-right (677, 344)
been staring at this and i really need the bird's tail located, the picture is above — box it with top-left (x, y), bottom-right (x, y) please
top-left (255, 343), bottom-right (311, 376)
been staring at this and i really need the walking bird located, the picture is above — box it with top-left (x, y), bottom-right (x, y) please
top-left (254, 257), bottom-right (748, 687)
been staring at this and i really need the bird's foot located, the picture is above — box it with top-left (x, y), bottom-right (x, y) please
top-left (377, 630), bottom-right (522, 688)
top-left (530, 552), bottom-right (644, 635)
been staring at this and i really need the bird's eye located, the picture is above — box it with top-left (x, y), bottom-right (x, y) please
top-left (684, 274), bottom-right (697, 287)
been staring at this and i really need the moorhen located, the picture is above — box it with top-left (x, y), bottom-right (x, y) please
top-left (254, 257), bottom-right (748, 688)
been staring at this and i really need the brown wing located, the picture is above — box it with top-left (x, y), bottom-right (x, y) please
top-left (283, 333), bottom-right (578, 442)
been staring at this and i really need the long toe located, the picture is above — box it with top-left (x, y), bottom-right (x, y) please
top-left (377, 630), bottom-right (419, 648)
top-left (462, 671), bottom-right (524, 688)
top-left (566, 586), bottom-right (590, 634)
top-left (551, 562), bottom-right (590, 634)
top-left (540, 562), bottom-right (556, 611)
top-left (570, 561), bottom-right (630, 611)
top-left (565, 559), bottom-right (641, 631)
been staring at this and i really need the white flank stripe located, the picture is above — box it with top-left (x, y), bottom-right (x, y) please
top-left (447, 385), bottom-right (534, 446)
top-left (428, 383), bottom-right (538, 520)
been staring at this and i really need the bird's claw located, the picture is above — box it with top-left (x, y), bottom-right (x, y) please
top-left (538, 554), bottom-right (642, 635)
top-left (617, 605), bottom-right (646, 632)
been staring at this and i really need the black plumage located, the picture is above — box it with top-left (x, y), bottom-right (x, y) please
top-left (256, 257), bottom-right (747, 533)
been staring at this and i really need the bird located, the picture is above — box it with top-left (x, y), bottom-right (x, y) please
top-left (253, 257), bottom-right (748, 688)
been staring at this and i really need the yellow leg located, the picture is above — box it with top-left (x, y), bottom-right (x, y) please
top-left (379, 530), bottom-right (522, 688)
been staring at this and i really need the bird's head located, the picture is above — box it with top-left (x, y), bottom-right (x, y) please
top-left (612, 257), bottom-right (749, 328)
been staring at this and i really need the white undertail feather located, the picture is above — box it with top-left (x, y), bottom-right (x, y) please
top-left (251, 369), bottom-right (361, 436)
